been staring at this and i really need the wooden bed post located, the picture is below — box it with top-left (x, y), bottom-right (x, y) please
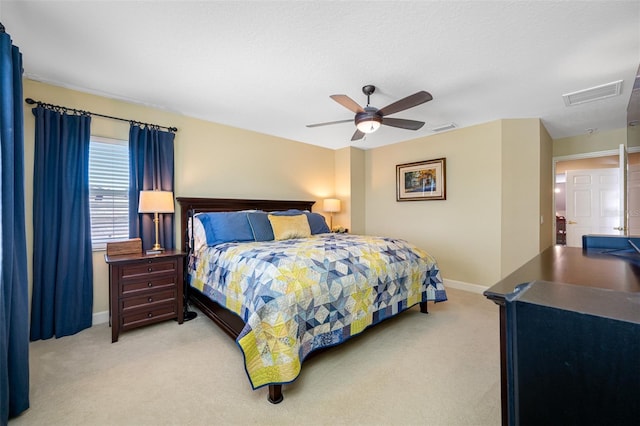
top-left (268, 385), bottom-right (283, 404)
top-left (419, 301), bottom-right (429, 313)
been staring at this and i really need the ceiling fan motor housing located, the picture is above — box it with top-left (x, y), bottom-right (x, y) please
top-left (355, 107), bottom-right (382, 124)
top-left (355, 107), bottom-right (382, 133)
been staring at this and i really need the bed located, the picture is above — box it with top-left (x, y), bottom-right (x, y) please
top-left (177, 197), bottom-right (447, 403)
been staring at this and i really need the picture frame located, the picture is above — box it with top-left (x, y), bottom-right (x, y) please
top-left (396, 158), bottom-right (446, 201)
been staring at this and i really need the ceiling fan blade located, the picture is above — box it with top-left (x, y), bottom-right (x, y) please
top-left (378, 91), bottom-right (433, 116)
top-left (351, 129), bottom-right (365, 141)
top-left (330, 94), bottom-right (365, 113)
top-left (382, 117), bottom-right (425, 130)
top-left (306, 119), bottom-right (353, 128)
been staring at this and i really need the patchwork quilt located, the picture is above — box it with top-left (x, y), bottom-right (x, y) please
top-left (189, 233), bottom-right (447, 389)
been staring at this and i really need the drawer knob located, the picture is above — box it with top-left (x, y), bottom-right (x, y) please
top-left (147, 312), bottom-right (153, 318)
top-left (147, 282), bottom-right (152, 287)
top-left (148, 297), bottom-right (153, 303)
top-left (148, 267), bottom-right (152, 272)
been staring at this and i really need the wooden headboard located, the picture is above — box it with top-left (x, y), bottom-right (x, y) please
top-left (176, 197), bottom-right (315, 251)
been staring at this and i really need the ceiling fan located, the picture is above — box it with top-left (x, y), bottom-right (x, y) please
top-left (306, 85), bottom-right (433, 141)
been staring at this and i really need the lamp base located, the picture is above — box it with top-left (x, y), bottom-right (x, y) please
top-left (146, 248), bottom-right (164, 255)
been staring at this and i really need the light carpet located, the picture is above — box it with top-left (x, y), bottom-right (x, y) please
top-left (9, 288), bottom-right (500, 425)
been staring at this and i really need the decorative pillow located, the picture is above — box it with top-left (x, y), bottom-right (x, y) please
top-left (196, 212), bottom-right (255, 245)
top-left (190, 216), bottom-right (209, 251)
top-left (247, 211), bottom-right (274, 242)
top-left (305, 212), bottom-right (330, 234)
top-left (268, 214), bottom-right (311, 240)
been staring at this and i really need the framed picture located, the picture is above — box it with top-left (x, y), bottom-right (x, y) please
top-left (396, 158), bottom-right (446, 201)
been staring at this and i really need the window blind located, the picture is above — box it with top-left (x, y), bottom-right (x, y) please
top-left (89, 137), bottom-right (129, 251)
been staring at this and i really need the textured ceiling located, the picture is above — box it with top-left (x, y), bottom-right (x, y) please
top-left (2, 1), bottom-right (639, 150)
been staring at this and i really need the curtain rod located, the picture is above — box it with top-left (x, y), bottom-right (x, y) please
top-left (25, 98), bottom-right (178, 132)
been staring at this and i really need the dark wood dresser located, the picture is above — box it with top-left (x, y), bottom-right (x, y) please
top-left (105, 250), bottom-right (186, 342)
top-left (484, 244), bottom-right (640, 425)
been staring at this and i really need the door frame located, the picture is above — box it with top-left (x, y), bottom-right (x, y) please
top-left (553, 148), bottom-right (621, 244)
top-left (553, 145), bottom-right (640, 243)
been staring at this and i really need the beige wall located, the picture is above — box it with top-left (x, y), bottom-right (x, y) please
top-left (556, 155), bottom-right (619, 173)
top-left (333, 147), bottom-right (351, 231)
top-left (365, 121), bottom-right (504, 286)
top-left (350, 147), bottom-right (366, 235)
top-left (22, 79), bottom-right (556, 315)
top-left (333, 147), bottom-right (366, 234)
top-left (364, 119), bottom-right (548, 286)
top-left (539, 122), bottom-right (554, 250)
top-left (500, 119), bottom-right (548, 277)
top-left (553, 128), bottom-right (626, 157)
top-left (23, 79), bottom-right (336, 317)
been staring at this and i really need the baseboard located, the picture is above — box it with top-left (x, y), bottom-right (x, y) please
top-left (443, 278), bottom-right (489, 295)
top-left (92, 310), bottom-right (109, 326)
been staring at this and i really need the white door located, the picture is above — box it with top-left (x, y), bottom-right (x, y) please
top-left (629, 163), bottom-right (640, 236)
top-left (565, 168), bottom-right (622, 247)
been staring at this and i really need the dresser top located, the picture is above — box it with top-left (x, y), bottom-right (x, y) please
top-left (485, 245), bottom-right (640, 303)
top-left (104, 249), bottom-right (186, 264)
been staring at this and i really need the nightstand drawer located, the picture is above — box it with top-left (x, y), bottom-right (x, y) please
top-left (121, 302), bottom-right (177, 329)
top-left (121, 275), bottom-right (176, 297)
top-left (120, 259), bottom-right (177, 280)
top-left (121, 289), bottom-right (176, 312)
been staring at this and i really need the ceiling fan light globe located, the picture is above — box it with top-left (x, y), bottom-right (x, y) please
top-left (355, 112), bottom-right (382, 134)
top-left (356, 119), bottom-right (381, 133)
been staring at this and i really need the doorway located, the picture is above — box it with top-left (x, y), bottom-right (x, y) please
top-left (554, 153), bottom-right (621, 247)
top-left (629, 152), bottom-right (640, 236)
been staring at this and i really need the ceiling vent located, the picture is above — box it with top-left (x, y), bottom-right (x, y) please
top-left (562, 80), bottom-right (623, 106)
top-left (431, 122), bottom-right (457, 132)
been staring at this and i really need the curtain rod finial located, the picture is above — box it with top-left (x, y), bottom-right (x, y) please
top-left (25, 98), bottom-right (36, 105)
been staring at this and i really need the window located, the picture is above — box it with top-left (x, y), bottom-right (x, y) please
top-left (89, 136), bottom-right (129, 251)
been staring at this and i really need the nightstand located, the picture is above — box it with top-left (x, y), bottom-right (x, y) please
top-left (105, 250), bottom-right (186, 343)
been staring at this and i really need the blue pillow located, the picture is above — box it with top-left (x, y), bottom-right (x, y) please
top-left (196, 212), bottom-right (255, 245)
top-left (305, 212), bottom-right (330, 234)
top-left (194, 214), bottom-right (217, 245)
top-left (247, 212), bottom-right (274, 241)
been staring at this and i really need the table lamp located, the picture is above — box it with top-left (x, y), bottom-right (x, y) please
top-left (323, 198), bottom-right (341, 230)
top-left (138, 190), bottom-right (174, 253)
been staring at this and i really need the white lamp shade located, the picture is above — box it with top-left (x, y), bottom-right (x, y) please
top-left (356, 119), bottom-right (381, 134)
top-left (138, 190), bottom-right (175, 213)
top-left (323, 198), bottom-right (341, 213)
